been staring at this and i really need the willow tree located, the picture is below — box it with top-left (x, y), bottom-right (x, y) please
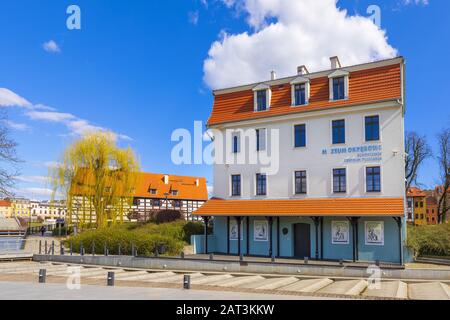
top-left (51, 132), bottom-right (140, 229)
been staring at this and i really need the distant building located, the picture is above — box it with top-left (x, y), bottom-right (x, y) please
top-left (407, 187), bottom-right (427, 226)
top-left (0, 200), bottom-right (12, 218)
top-left (5, 198), bottom-right (31, 218)
top-left (30, 200), bottom-right (67, 221)
top-left (425, 196), bottom-right (438, 225)
top-left (70, 172), bottom-right (208, 224)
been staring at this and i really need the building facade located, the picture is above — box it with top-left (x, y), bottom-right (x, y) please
top-left (406, 187), bottom-right (427, 226)
top-left (0, 200), bottom-right (12, 218)
top-left (70, 172), bottom-right (208, 224)
top-left (194, 56), bottom-right (407, 264)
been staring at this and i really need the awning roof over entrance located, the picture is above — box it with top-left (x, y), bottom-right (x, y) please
top-left (193, 197), bottom-right (404, 217)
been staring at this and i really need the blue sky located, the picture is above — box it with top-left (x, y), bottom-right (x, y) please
top-left (0, 0), bottom-right (448, 199)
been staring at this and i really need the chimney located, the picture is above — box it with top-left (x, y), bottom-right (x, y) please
top-left (163, 175), bottom-right (169, 184)
top-left (330, 56), bottom-right (341, 70)
top-left (270, 70), bottom-right (277, 80)
top-left (195, 179), bottom-right (199, 187)
top-left (297, 65), bottom-right (309, 75)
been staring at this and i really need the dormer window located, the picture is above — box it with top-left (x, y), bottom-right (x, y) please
top-left (149, 188), bottom-right (157, 195)
top-left (328, 70), bottom-right (349, 101)
top-left (252, 84), bottom-right (271, 112)
top-left (294, 84), bottom-right (306, 106)
top-left (171, 190), bottom-right (178, 196)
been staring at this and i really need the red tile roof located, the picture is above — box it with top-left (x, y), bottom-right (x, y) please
top-left (193, 197), bottom-right (404, 217)
top-left (208, 59), bottom-right (403, 126)
top-left (407, 187), bottom-right (427, 198)
top-left (0, 200), bottom-right (11, 207)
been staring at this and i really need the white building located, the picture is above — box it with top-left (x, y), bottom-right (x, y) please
top-left (194, 56), bottom-right (407, 264)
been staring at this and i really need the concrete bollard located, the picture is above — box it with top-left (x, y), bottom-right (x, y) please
top-left (271, 255), bottom-right (275, 263)
top-left (209, 253), bottom-right (214, 261)
top-left (375, 260), bottom-right (380, 267)
top-left (39, 240), bottom-right (42, 255)
top-left (180, 252), bottom-right (185, 259)
top-left (339, 259), bottom-right (344, 266)
top-left (304, 257), bottom-right (309, 264)
top-left (44, 241), bottom-right (48, 255)
top-left (39, 269), bottom-right (46, 283)
top-left (107, 272), bottom-right (115, 286)
top-left (183, 275), bottom-right (191, 290)
top-left (240, 254), bottom-right (244, 261)
top-left (80, 243), bottom-right (85, 256)
top-left (60, 243), bottom-right (64, 256)
top-left (51, 241), bottom-right (55, 255)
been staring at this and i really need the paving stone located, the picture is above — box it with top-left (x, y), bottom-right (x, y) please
top-left (318, 279), bottom-right (368, 296)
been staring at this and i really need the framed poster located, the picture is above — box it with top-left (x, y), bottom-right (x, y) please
top-left (331, 221), bottom-right (349, 244)
top-left (229, 220), bottom-right (243, 240)
top-left (365, 221), bottom-right (384, 246)
top-left (254, 220), bottom-right (268, 241)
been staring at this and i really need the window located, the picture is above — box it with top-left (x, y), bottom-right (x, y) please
top-left (366, 166), bottom-right (381, 192)
top-left (332, 77), bottom-right (346, 100)
top-left (231, 175), bottom-right (241, 196)
top-left (171, 190), bottom-right (178, 196)
top-left (149, 188), bottom-right (157, 195)
top-left (420, 202), bottom-right (424, 208)
top-left (415, 202), bottom-right (418, 208)
top-left (256, 128), bottom-right (266, 151)
top-left (333, 168), bottom-right (346, 193)
top-left (332, 120), bottom-right (345, 144)
top-left (232, 134), bottom-right (240, 153)
top-left (294, 124), bottom-right (306, 148)
top-left (256, 173), bottom-right (267, 196)
top-left (294, 83), bottom-right (306, 106)
top-left (152, 199), bottom-right (161, 207)
top-left (256, 90), bottom-right (267, 111)
top-left (173, 200), bottom-right (181, 208)
top-left (365, 115), bottom-right (380, 141)
top-left (295, 171), bottom-right (307, 194)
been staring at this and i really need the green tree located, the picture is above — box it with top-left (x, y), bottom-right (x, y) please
top-left (52, 132), bottom-right (140, 229)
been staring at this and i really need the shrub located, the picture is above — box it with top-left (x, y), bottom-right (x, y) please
top-left (154, 210), bottom-right (183, 224)
top-left (66, 223), bottom-right (185, 256)
top-left (407, 223), bottom-right (450, 258)
top-left (182, 221), bottom-right (205, 243)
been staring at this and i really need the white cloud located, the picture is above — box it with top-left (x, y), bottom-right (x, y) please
top-left (403, 0), bottom-right (429, 5)
top-left (1, 119), bottom-right (30, 131)
top-left (0, 88), bottom-right (32, 107)
top-left (16, 175), bottom-right (49, 184)
top-left (203, 0), bottom-right (398, 89)
top-left (42, 40), bottom-right (61, 53)
top-left (0, 88), bottom-right (132, 141)
top-left (188, 10), bottom-right (200, 25)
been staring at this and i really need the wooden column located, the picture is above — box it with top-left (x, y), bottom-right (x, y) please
top-left (203, 216), bottom-right (209, 254)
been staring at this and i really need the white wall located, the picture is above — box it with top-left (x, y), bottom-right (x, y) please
top-left (213, 103), bottom-right (405, 200)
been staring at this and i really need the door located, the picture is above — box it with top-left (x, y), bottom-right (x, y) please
top-left (293, 223), bottom-right (311, 258)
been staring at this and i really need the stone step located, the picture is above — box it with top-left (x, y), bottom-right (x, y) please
top-left (279, 278), bottom-right (334, 293)
top-left (239, 277), bottom-right (299, 290)
top-left (190, 274), bottom-right (234, 285)
top-left (117, 271), bottom-right (176, 281)
top-left (144, 273), bottom-right (204, 283)
top-left (212, 275), bottom-right (265, 288)
top-left (318, 279), bottom-right (368, 296)
top-left (363, 281), bottom-right (408, 299)
top-left (409, 282), bottom-right (450, 300)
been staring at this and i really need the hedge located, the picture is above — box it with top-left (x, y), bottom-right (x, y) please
top-left (406, 223), bottom-right (450, 258)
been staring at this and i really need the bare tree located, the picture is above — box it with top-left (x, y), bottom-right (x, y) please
top-left (0, 112), bottom-right (20, 197)
top-left (437, 129), bottom-right (450, 223)
top-left (405, 131), bottom-right (432, 191)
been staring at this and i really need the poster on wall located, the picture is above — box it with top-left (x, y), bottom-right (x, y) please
top-left (254, 221), bottom-right (268, 241)
top-left (331, 221), bottom-right (349, 244)
top-left (365, 221), bottom-right (384, 246)
top-left (229, 220), bottom-right (243, 240)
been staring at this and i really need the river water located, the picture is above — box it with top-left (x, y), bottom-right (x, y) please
top-left (0, 237), bottom-right (25, 253)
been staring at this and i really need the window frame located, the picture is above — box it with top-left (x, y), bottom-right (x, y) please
top-left (294, 123), bottom-right (307, 148)
top-left (253, 84), bottom-right (271, 112)
top-left (331, 119), bottom-right (346, 145)
top-left (332, 168), bottom-right (347, 194)
top-left (256, 128), bottom-right (267, 152)
top-left (365, 166), bottom-right (381, 193)
top-left (365, 115), bottom-right (380, 142)
top-left (255, 173), bottom-right (267, 196)
top-left (231, 174), bottom-right (242, 197)
top-left (290, 77), bottom-right (310, 106)
top-left (294, 170), bottom-right (307, 195)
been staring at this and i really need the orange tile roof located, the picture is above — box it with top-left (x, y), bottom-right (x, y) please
top-left (407, 187), bottom-right (427, 198)
top-left (0, 200), bottom-right (11, 207)
top-left (208, 61), bottom-right (402, 126)
top-left (193, 197), bottom-right (404, 217)
top-left (134, 173), bottom-right (208, 201)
